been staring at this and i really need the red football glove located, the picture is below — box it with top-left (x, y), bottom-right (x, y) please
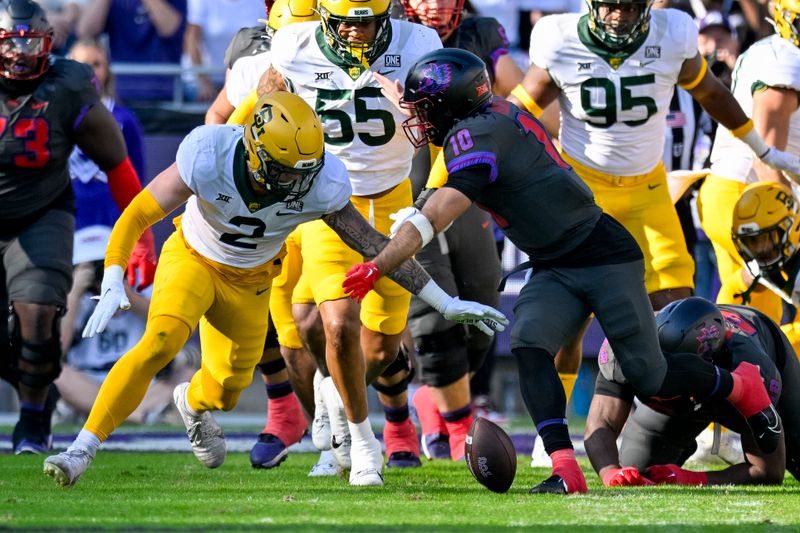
top-left (644, 464), bottom-right (708, 485)
top-left (601, 466), bottom-right (655, 487)
top-left (342, 262), bottom-right (380, 302)
top-left (128, 228), bottom-right (158, 290)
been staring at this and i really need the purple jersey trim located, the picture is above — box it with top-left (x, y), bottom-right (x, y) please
top-left (73, 103), bottom-right (93, 131)
top-left (490, 47), bottom-right (508, 70)
top-left (446, 151), bottom-right (498, 182)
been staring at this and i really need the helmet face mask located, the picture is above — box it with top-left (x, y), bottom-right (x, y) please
top-left (401, 0), bottom-right (465, 38)
top-left (318, 0), bottom-right (391, 65)
top-left (0, 0), bottom-right (53, 82)
top-left (400, 49), bottom-right (492, 147)
top-left (773, 0), bottom-right (800, 47)
top-left (244, 93), bottom-right (325, 202)
top-left (733, 182), bottom-right (800, 273)
top-left (587, 0), bottom-right (653, 50)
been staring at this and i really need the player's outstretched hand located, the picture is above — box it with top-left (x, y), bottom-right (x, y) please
top-left (373, 72), bottom-right (409, 116)
top-left (601, 466), bottom-right (654, 487)
top-left (440, 297), bottom-right (508, 336)
top-left (761, 147), bottom-right (800, 183)
top-left (343, 262), bottom-right (381, 302)
top-left (644, 464), bottom-right (708, 485)
top-left (128, 228), bottom-right (158, 290)
top-left (83, 265), bottom-right (131, 338)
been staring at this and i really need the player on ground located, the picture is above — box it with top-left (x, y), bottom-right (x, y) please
top-left (585, 297), bottom-right (797, 486)
top-left (348, 48), bottom-right (784, 494)
top-left (398, 0), bottom-right (520, 461)
top-left (702, 0), bottom-right (800, 318)
top-left (261, 0), bottom-right (443, 469)
top-left (42, 92), bottom-right (506, 488)
top-left (0, 0), bottom-right (154, 455)
top-left (507, 0), bottom-right (800, 433)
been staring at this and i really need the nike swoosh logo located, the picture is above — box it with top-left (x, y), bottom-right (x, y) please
top-left (331, 435), bottom-right (343, 449)
top-left (377, 69), bottom-right (396, 76)
top-left (275, 211), bottom-right (297, 216)
top-left (647, 183), bottom-right (661, 190)
top-left (256, 288), bottom-right (268, 295)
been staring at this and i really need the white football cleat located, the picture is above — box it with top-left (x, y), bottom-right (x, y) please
top-left (320, 377), bottom-right (351, 469)
top-left (349, 435), bottom-right (384, 486)
top-left (530, 435), bottom-right (552, 468)
top-left (688, 426), bottom-right (744, 466)
top-left (173, 383), bottom-right (226, 468)
top-left (312, 371), bottom-right (332, 451)
top-left (43, 446), bottom-right (95, 487)
top-left (308, 449), bottom-right (342, 477)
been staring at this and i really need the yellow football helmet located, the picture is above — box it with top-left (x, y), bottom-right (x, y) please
top-left (586, 0), bottom-right (654, 51)
top-left (243, 92), bottom-right (325, 201)
top-left (772, 0), bottom-right (800, 47)
top-left (732, 181), bottom-right (800, 272)
top-left (267, 0), bottom-right (320, 37)
top-left (317, 0), bottom-right (391, 66)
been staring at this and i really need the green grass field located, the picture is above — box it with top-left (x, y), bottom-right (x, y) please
top-left (3, 452), bottom-right (800, 531)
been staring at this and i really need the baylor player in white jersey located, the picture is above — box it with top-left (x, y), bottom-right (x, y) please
top-left (508, 0), bottom-right (800, 463)
top-left (43, 92), bottom-right (507, 488)
top-left (704, 0), bottom-right (800, 323)
top-left (263, 0), bottom-right (443, 469)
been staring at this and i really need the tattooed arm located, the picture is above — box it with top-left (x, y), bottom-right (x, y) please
top-left (322, 202), bottom-right (431, 294)
top-left (257, 66), bottom-right (288, 98)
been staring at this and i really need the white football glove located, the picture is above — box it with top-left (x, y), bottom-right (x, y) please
top-left (418, 279), bottom-right (509, 336)
top-left (82, 265), bottom-right (131, 338)
top-left (389, 206), bottom-right (420, 237)
top-left (440, 297), bottom-right (509, 336)
top-left (761, 147), bottom-right (800, 182)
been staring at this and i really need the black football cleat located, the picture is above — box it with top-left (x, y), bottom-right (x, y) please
top-left (529, 475), bottom-right (568, 495)
top-left (747, 404), bottom-right (782, 455)
top-left (386, 451), bottom-right (422, 468)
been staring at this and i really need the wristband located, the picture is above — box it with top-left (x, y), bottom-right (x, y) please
top-left (417, 279), bottom-right (450, 313)
top-left (510, 84), bottom-right (544, 117)
top-left (740, 124), bottom-right (771, 159)
top-left (406, 212), bottom-right (435, 247)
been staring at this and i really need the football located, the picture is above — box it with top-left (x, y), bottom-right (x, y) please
top-left (465, 417), bottom-right (517, 493)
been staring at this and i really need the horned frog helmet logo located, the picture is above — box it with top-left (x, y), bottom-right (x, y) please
top-left (418, 63), bottom-right (453, 94)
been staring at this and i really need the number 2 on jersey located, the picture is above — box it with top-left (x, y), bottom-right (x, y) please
top-left (580, 75), bottom-right (656, 128)
top-left (220, 216), bottom-right (266, 249)
top-left (0, 117), bottom-right (50, 168)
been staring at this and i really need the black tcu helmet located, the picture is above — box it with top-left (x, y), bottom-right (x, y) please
top-left (0, 0), bottom-right (53, 81)
top-left (400, 48), bottom-right (492, 147)
top-left (656, 297), bottom-right (725, 361)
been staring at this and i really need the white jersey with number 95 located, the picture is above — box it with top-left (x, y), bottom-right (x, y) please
top-left (530, 9), bottom-right (698, 176)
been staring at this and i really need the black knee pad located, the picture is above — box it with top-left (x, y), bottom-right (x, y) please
top-left (264, 314), bottom-right (280, 350)
top-left (373, 347), bottom-right (415, 396)
top-left (416, 326), bottom-right (469, 387)
top-left (9, 307), bottom-right (63, 388)
top-left (258, 356), bottom-right (287, 376)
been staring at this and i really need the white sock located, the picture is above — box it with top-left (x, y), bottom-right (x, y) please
top-left (72, 429), bottom-right (101, 453)
top-left (321, 377), bottom-right (344, 409)
top-left (348, 417), bottom-right (375, 448)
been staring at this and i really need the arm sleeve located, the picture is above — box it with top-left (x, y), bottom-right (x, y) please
top-left (119, 109), bottom-right (147, 184)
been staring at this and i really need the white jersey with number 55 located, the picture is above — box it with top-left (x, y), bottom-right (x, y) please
top-left (176, 125), bottom-right (351, 269)
top-left (530, 9), bottom-right (697, 176)
top-left (270, 20), bottom-right (441, 196)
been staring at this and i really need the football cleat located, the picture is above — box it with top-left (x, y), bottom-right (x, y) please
top-left (43, 446), bottom-right (95, 487)
top-left (349, 435), bottom-right (384, 486)
top-left (308, 449), bottom-right (342, 477)
top-left (384, 418), bottom-right (421, 468)
top-left (173, 383), bottom-right (226, 468)
top-left (529, 474), bottom-right (568, 495)
top-left (331, 433), bottom-right (352, 470)
top-left (421, 433), bottom-right (451, 460)
top-left (530, 435), bottom-right (552, 468)
top-left (13, 417), bottom-right (52, 455)
top-left (250, 433), bottom-right (289, 469)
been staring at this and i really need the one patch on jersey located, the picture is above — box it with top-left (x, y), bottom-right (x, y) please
top-left (284, 200), bottom-right (304, 212)
top-left (645, 46), bottom-right (661, 59)
top-left (384, 54), bottom-right (401, 68)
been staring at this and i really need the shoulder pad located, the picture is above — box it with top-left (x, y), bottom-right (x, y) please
top-left (48, 58), bottom-right (96, 92)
